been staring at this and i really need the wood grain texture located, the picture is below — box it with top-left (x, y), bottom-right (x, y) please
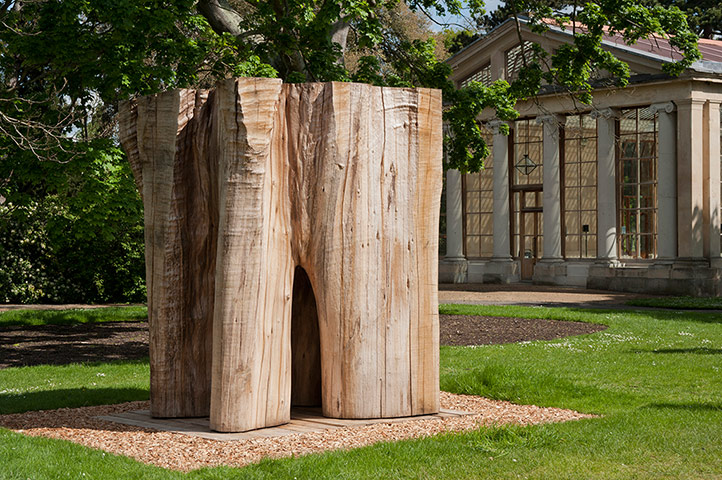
top-left (119, 79), bottom-right (442, 432)
top-left (120, 90), bottom-right (216, 418)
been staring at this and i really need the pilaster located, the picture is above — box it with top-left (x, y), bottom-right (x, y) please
top-left (675, 98), bottom-right (706, 260)
top-left (649, 102), bottom-right (677, 262)
top-left (703, 100), bottom-right (721, 263)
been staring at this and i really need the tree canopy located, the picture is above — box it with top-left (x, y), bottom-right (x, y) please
top-left (0, 0), bottom-right (703, 171)
top-left (647, 0), bottom-right (722, 39)
top-left (0, 0), bottom-right (705, 302)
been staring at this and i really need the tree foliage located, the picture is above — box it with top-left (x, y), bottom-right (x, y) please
top-left (0, 141), bottom-right (145, 303)
top-left (647, 0), bottom-right (722, 39)
top-left (0, 0), bottom-right (704, 302)
top-left (1, 0), bottom-right (703, 169)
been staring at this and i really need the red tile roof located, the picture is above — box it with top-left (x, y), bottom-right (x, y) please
top-left (606, 33), bottom-right (722, 63)
top-left (542, 18), bottom-right (722, 63)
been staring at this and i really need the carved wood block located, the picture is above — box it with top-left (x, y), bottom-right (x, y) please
top-left (119, 78), bottom-right (442, 432)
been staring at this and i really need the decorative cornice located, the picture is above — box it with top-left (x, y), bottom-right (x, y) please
top-left (674, 98), bottom-right (707, 109)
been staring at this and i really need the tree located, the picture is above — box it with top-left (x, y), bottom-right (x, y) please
top-left (1, 0), bottom-right (702, 170)
top-left (1, 0), bottom-right (224, 303)
top-left (0, 0), bottom-right (703, 302)
top-left (0, 141), bottom-right (146, 303)
top-left (647, 0), bottom-right (722, 38)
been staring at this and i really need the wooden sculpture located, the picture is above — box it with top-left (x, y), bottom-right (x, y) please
top-left (118, 78), bottom-right (442, 433)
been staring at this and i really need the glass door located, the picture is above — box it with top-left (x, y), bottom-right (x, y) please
top-left (516, 190), bottom-right (543, 280)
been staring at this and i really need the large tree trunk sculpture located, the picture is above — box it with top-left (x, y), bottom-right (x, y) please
top-left (118, 78), bottom-right (442, 433)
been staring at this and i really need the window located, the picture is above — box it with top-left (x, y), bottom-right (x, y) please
top-left (512, 119), bottom-right (543, 187)
top-left (506, 41), bottom-right (534, 82)
top-left (563, 114), bottom-right (597, 258)
top-left (461, 64), bottom-right (491, 88)
top-left (618, 107), bottom-right (658, 259)
top-left (511, 119), bottom-right (544, 260)
top-left (463, 126), bottom-right (494, 258)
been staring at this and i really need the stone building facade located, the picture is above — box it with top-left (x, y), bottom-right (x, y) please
top-left (442, 18), bottom-right (722, 295)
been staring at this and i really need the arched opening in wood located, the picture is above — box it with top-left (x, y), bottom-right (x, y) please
top-left (290, 266), bottom-right (322, 407)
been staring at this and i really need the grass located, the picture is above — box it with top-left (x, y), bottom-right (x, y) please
top-left (0, 359), bottom-right (149, 414)
top-left (1, 304), bottom-right (722, 478)
top-left (0, 306), bottom-right (147, 327)
top-left (626, 296), bottom-right (722, 310)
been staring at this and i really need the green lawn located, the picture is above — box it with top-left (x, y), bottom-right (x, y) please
top-left (0, 306), bottom-right (147, 327)
top-left (1, 304), bottom-right (721, 479)
top-left (626, 296), bottom-right (722, 310)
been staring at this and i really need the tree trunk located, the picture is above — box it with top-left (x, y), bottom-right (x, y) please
top-left (119, 78), bottom-right (442, 432)
top-left (197, 0), bottom-right (243, 36)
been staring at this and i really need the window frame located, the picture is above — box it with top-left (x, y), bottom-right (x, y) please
top-left (562, 114), bottom-right (598, 260)
top-left (616, 106), bottom-right (659, 260)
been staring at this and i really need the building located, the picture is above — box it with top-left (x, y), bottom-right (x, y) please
top-left (441, 18), bottom-right (722, 295)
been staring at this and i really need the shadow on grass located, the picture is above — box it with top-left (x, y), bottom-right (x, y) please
top-left (557, 307), bottom-right (722, 325)
top-left (440, 304), bottom-right (722, 327)
top-left (0, 386), bottom-right (150, 415)
top-left (644, 402), bottom-right (722, 412)
top-left (652, 347), bottom-right (722, 355)
top-left (626, 347), bottom-right (722, 355)
top-left (0, 322), bottom-right (149, 368)
top-left (626, 297), bottom-right (722, 311)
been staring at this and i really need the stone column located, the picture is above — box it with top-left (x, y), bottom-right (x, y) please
top-left (486, 120), bottom-right (518, 282)
top-left (592, 108), bottom-right (619, 263)
top-left (649, 102), bottom-right (677, 261)
top-left (445, 169), bottom-right (464, 259)
top-left (537, 114), bottom-right (564, 261)
top-left (443, 168), bottom-right (467, 283)
top-left (703, 100), bottom-right (721, 263)
top-left (675, 98), bottom-right (706, 260)
top-left (490, 120), bottom-right (512, 260)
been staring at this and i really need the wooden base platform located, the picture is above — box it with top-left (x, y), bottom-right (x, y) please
top-left (98, 407), bottom-right (473, 442)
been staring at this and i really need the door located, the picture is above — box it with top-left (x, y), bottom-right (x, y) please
top-left (517, 190), bottom-right (543, 281)
top-left (520, 210), bottom-right (542, 280)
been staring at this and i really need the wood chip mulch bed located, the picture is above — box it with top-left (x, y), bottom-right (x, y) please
top-left (0, 314), bottom-right (604, 471)
top-left (439, 315), bottom-right (605, 346)
top-left (0, 393), bottom-right (595, 472)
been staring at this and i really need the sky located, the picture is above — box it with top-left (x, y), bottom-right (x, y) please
top-left (428, 0), bottom-right (504, 31)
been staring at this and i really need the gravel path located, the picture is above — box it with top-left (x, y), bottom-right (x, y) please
top-left (0, 393), bottom-right (594, 472)
top-left (438, 283), bottom-right (658, 309)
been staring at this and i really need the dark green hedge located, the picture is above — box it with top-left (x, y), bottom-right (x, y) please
top-left (0, 141), bottom-right (145, 304)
